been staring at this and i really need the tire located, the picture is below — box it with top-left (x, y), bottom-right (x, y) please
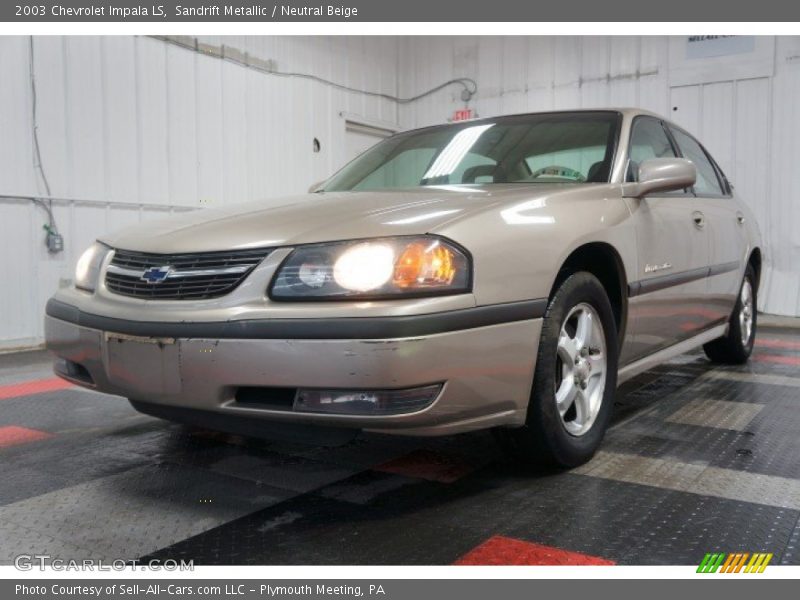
top-left (496, 272), bottom-right (619, 468)
top-left (703, 264), bottom-right (757, 365)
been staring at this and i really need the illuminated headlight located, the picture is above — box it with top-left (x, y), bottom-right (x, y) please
top-left (270, 236), bottom-right (471, 300)
top-left (74, 242), bottom-right (109, 292)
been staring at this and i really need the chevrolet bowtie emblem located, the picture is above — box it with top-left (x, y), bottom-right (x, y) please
top-left (140, 266), bottom-right (173, 283)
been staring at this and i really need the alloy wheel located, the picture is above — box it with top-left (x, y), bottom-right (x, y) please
top-left (554, 303), bottom-right (607, 437)
top-left (739, 278), bottom-right (754, 346)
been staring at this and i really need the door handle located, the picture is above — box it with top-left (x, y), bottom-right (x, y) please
top-left (736, 211), bottom-right (746, 225)
top-left (692, 211), bottom-right (706, 229)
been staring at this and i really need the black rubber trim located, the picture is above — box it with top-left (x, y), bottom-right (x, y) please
top-left (708, 260), bottom-right (741, 278)
top-left (628, 261), bottom-right (740, 297)
top-left (129, 400), bottom-right (358, 446)
top-left (45, 297), bottom-right (547, 340)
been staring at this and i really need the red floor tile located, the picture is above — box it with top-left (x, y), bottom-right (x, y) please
top-left (753, 353), bottom-right (800, 366)
top-left (0, 377), bottom-right (73, 401)
top-left (376, 449), bottom-right (478, 483)
top-left (0, 426), bottom-right (54, 448)
top-left (454, 535), bottom-right (616, 566)
top-left (755, 338), bottom-right (800, 351)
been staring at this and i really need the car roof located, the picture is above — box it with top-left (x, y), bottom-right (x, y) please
top-left (399, 107), bottom-right (668, 135)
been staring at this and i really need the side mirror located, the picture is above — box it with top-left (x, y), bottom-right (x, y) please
top-left (624, 158), bottom-right (696, 197)
top-left (308, 180), bottom-right (326, 193)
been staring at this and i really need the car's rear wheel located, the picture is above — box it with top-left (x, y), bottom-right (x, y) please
top-left (703, 264), bottom-right (757, 364)
top-left (495, 272), bottom-right (618, 468)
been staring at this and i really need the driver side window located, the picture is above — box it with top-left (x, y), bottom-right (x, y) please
top-left (626, 118), bottom-right (677, 182)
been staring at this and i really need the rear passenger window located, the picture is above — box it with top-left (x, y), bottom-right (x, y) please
top-left (669, 128), bottom-right (725, 196)
top-left (626, 118), bottom-right (676, 182)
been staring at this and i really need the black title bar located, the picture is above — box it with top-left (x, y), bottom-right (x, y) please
top-left (3, 0), bottom-right (800, 22)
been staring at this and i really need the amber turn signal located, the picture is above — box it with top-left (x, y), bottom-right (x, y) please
top-left (394, 240), bottom-right (458, 288)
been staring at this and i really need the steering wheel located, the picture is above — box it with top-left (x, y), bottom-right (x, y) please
top-left (529, 165), bottom-right (586, 182)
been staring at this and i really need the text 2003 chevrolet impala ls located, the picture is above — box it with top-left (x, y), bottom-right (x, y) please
top-left (45, 109), bottom-right (761, 467)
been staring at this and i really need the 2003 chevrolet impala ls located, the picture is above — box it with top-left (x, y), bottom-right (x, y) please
top-left (46, 109), bottom-right (761, 467)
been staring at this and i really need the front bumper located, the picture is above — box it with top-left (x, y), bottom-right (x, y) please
top-left (45, 299), bottom-right (543, 436)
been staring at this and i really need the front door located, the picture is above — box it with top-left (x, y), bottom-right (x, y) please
top-left (622, 116), bottom-right (711, 363)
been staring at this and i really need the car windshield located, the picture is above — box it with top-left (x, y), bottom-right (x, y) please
top-left (322, 111), bottom-right (621, 192)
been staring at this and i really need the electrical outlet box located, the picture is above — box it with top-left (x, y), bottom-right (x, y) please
top-left (46, 231), bottom-right (64, 254)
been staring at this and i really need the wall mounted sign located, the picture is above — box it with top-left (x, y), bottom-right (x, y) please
top-left (686, 35), bottom-right (756, 60)
top-left (669, 36), bottom-right (774, 86)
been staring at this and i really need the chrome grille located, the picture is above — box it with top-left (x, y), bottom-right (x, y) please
top-left (105, 248), bottom-right (271, 300)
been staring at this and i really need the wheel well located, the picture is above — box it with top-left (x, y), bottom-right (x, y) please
top-left (748, 248), bottom-right (762, 292)
top-left (550, 243), bottom-right (628, 338)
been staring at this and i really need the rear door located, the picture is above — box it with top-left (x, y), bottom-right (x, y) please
top-left (623, 116), bottom-right (711, 363)
top-left (667, 126), bottom-right (744, 324)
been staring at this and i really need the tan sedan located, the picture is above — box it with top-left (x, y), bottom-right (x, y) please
top-left (45, 108), bottom-right (762, 467)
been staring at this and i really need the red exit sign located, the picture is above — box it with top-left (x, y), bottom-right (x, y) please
top-left (453, 108), bottom-right (474, 121)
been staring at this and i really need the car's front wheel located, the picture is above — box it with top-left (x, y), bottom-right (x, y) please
top-left (496, 272), bottom-right (618, 468)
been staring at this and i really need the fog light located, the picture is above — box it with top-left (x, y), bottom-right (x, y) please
top-left (54, 358), bottom-right (94, 386)
top-left (293, 384), bottom-right (442, 416)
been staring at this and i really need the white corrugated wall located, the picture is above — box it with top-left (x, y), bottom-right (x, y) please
top-left (2, 35), bottom-right (799, 350)
top-left (0, 35), bottom-right (400, 350)
top-left (397, 36), bottom-right (800, 318)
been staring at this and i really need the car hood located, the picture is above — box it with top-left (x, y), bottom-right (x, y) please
top-left (100, 185), bottom-right (610, 253)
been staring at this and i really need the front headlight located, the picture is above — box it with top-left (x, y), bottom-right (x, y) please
top-left (270, 236), bottom-right (471, 300)
top-left (74, 242), bottom-right (109, 292)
